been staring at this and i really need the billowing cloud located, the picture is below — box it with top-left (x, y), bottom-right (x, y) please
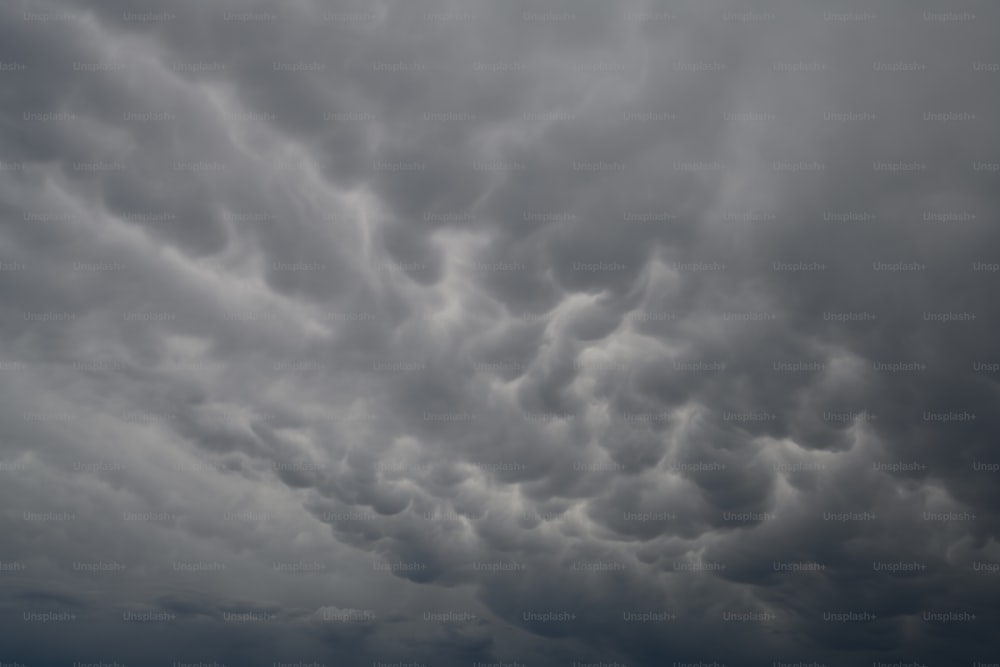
top-left (1, 0), bottom-right (998, 665)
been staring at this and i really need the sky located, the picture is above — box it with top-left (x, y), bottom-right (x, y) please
top-left (1, 0), bottom-right (999, 665)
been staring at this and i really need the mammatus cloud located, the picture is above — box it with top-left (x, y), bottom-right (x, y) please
top-left (1, 0), bottom-right (998, 665)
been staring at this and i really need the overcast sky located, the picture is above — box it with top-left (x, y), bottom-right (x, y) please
top-left (1, 0), bottom-right (999, 665)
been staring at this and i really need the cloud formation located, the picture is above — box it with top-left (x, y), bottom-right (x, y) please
top-left (1, 0), bottom-right (999, 665)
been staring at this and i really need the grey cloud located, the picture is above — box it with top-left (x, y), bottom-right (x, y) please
top-left (2, 0), bottom-right (999, 664)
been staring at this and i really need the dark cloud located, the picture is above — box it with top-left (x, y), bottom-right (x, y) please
top-left (2, 0), bottom-right (999, 664)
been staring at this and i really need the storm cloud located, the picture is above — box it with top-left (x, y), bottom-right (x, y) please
top-left (1, 0), bottom-right (999, 665)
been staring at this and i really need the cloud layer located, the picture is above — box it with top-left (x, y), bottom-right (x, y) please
top-left (1, 0), bottom-right (999, 665)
